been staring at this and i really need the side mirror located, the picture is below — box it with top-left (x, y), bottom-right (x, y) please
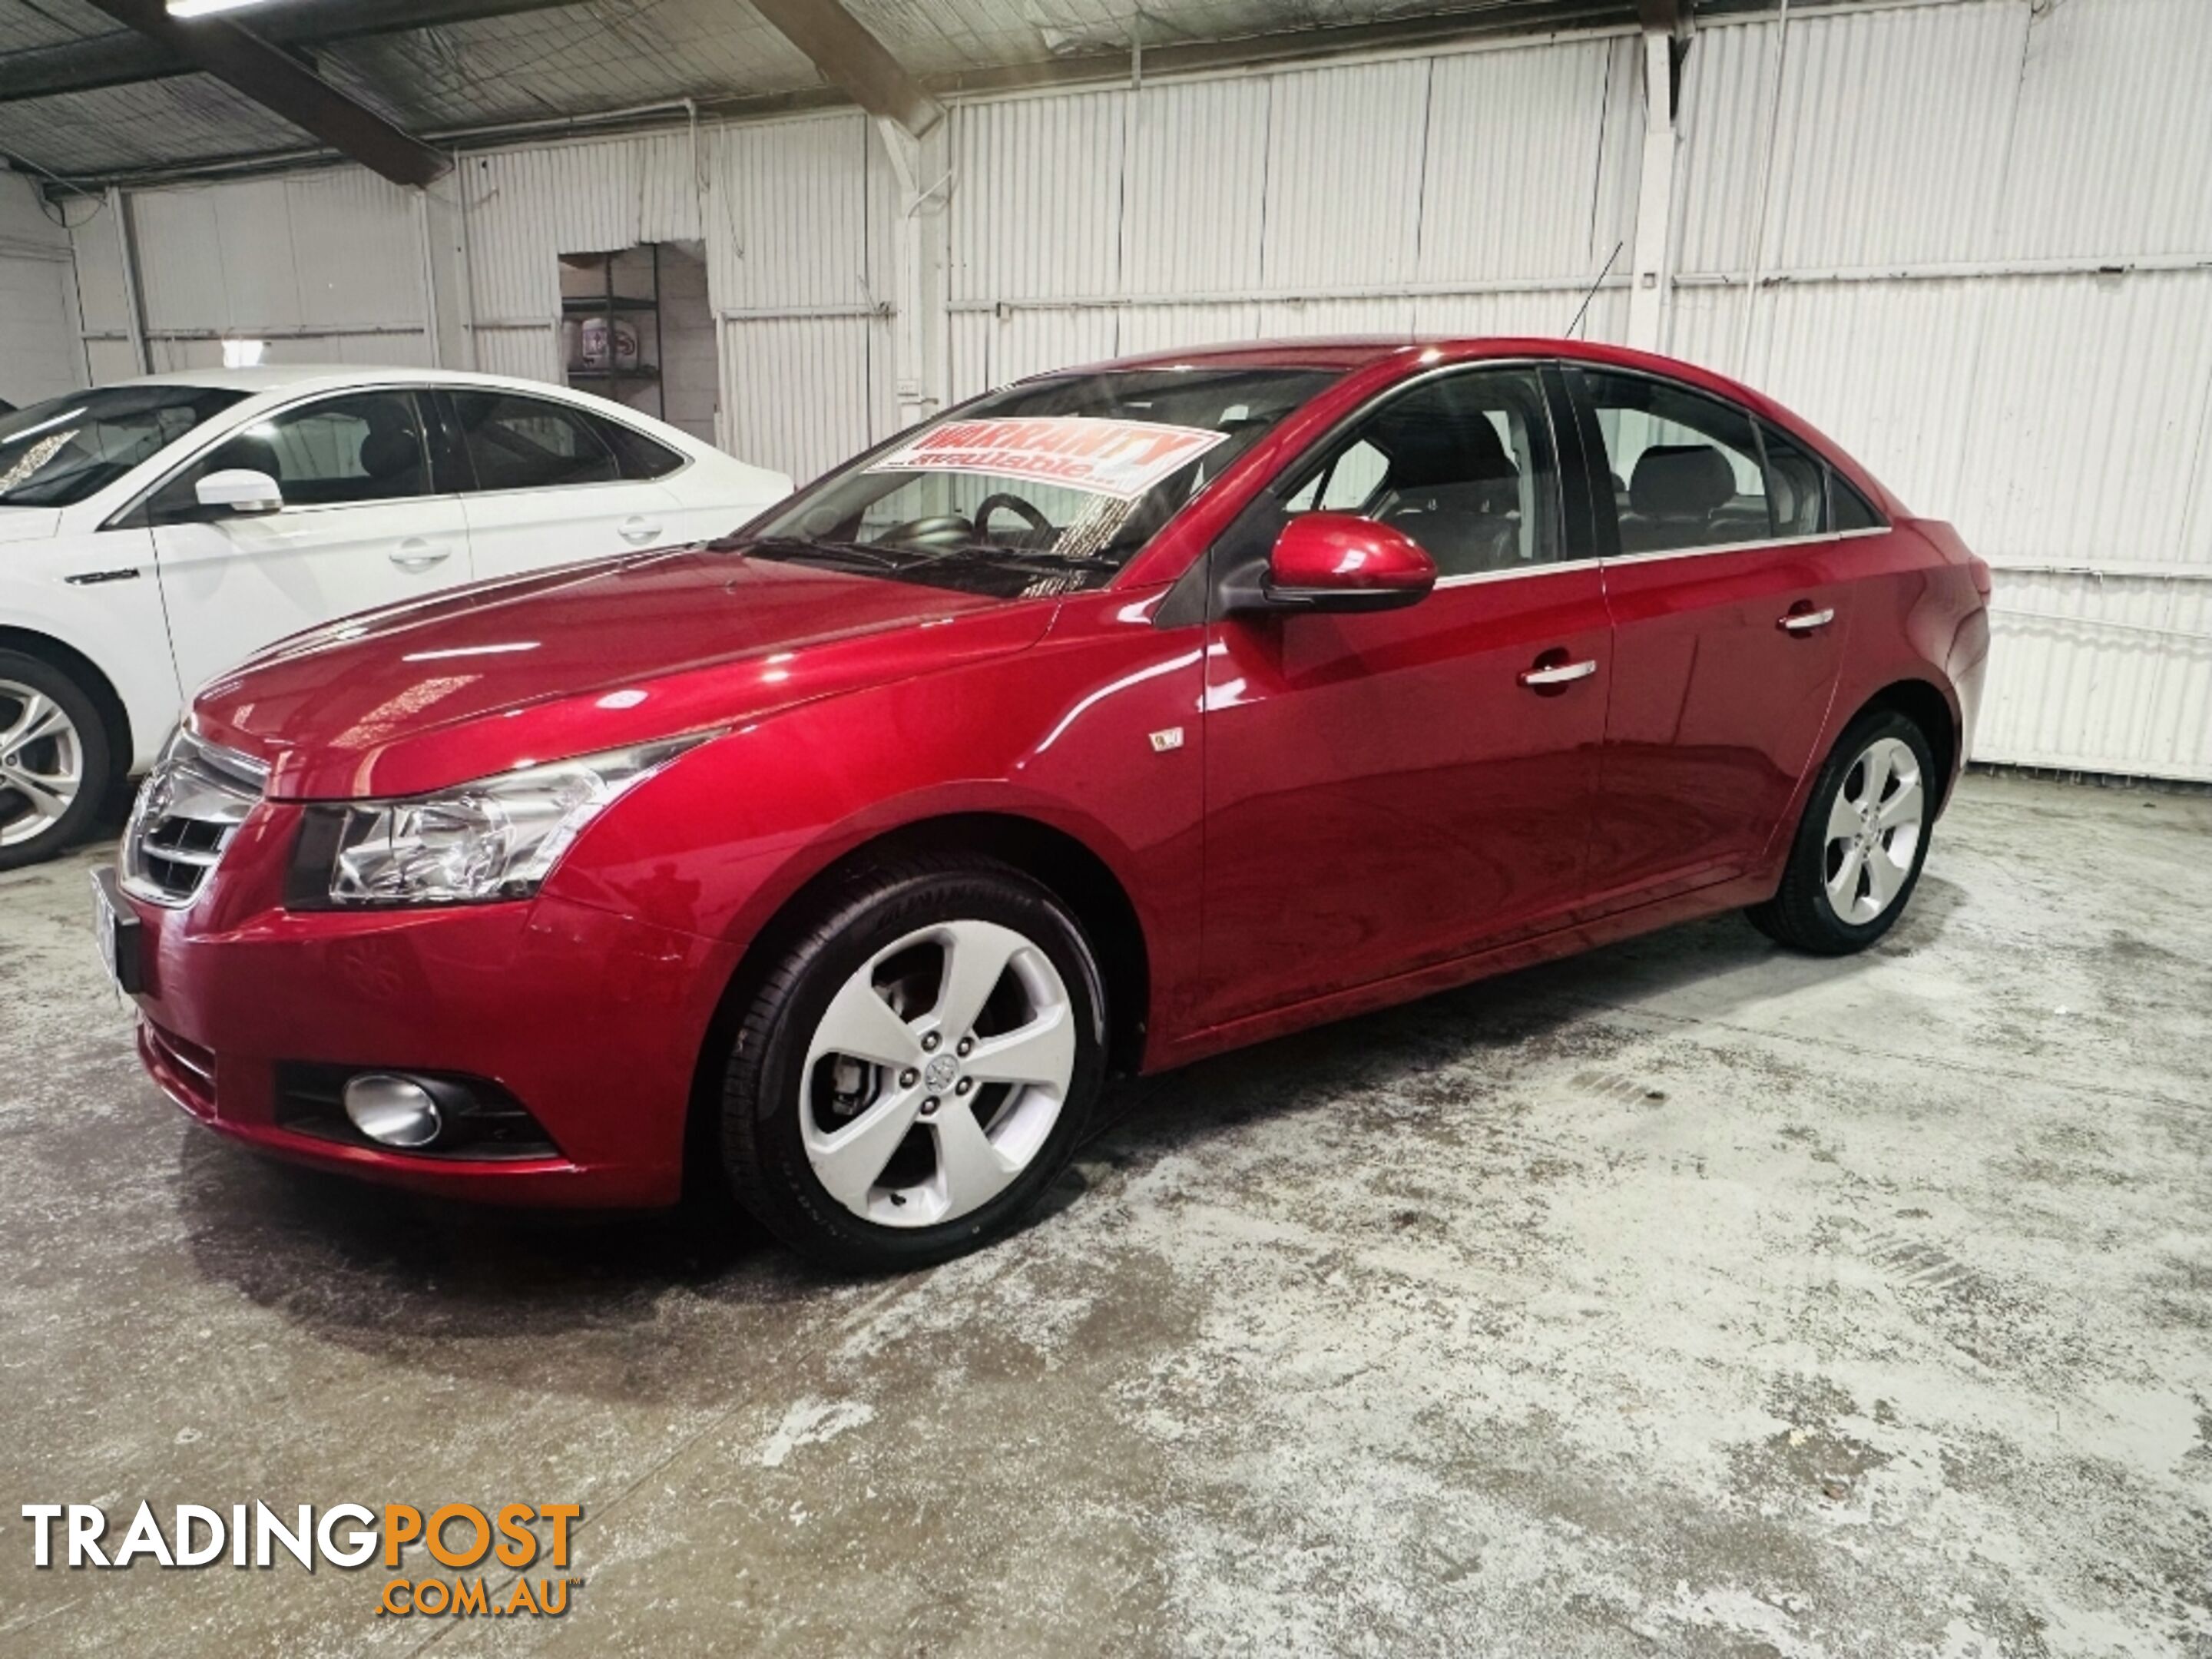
top-left (1261, 512), bottom-right (1436, 613)
top-left (195, 469), bottom-right (283, 517)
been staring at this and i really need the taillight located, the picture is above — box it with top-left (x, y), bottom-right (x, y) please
top-left (1969, 557), bottom-right (1993, 599)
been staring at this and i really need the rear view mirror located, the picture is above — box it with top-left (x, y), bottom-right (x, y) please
top-left (195, 469), bottom-right (283, 517)
top-left (1260, 512), bottom-right (1436, 613)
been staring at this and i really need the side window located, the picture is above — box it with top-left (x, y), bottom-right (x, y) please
top-left (587, 414), bottom-right (686, 480)
top-left (1576, 369), bottom-right (1771, 555)
top-left (1832, 474), bottom-right (1883, 531)
top-left (1282, 367), bottom-right (1560, 578)
top-left (451, 392), bottom-right (618, 492)
top-left (1760, 422), bottom-right (1829, 538)
top-left (1285, 439), bottom-right (1389, 513)
top-left (154, 390), bottom-right (431, 517)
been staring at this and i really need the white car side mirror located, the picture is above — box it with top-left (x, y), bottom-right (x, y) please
top-left (195, 469), bottom-right (283, 516)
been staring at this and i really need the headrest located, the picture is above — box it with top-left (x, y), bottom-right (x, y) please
top-left (216, 435), bottom-right (281, 480)
top-left (359, 424), bottom-right (421, 481)
top-left (1376, 408), bottom-right (1509, 489)
top-left (1630, 444), bottom-right (1735, 520)
top-left (1767, 451), bottom-right (1821, 530)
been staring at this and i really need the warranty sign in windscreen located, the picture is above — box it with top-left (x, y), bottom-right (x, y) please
top-left (868, 417), bottom-right (1230, 500)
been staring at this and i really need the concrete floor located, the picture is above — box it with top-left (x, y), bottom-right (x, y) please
top-left (0, 772), bottom-right (2207, 1657)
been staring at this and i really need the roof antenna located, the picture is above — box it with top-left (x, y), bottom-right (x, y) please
top-left (1566, 240), bottom-right (1624, 339)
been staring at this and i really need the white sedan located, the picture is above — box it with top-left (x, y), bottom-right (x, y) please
top-left (0, 366), bottom-right (790, 868)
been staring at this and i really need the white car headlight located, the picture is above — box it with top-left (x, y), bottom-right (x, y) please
top-left (303, 733), bottom-right (715, 907)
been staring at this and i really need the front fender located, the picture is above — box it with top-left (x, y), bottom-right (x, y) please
top-left (539, 588), bottom-right (1210, 1048)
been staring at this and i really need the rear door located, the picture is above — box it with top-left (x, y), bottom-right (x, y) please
top-left (1569, 366), bottom-right (1858, 904)
top-left (1197, 362), bottom-right (1611, 1028)
top-left (439, 389), bottom-right (684, 579)
top-left (148, 387), bottom-right (472, 691)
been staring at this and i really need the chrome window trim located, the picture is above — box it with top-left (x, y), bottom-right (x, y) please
top-left (1426, 523), bottom-right (1889, 591)
top-left (1594, 524), bottom-right (1892, 568)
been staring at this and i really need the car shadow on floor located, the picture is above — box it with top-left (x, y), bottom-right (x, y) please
top-left (171, 882), bottom-right (1959, 1402)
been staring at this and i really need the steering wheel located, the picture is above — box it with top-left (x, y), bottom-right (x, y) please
top-left (972, 492), bottom-right (1054, 546)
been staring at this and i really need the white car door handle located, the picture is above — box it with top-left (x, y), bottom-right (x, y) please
top-left (1779, 606), bottom-right (1836, 634)
top-left (1518, 657), bottom-right (1599, 688)
top-left (390, 538), bottom-right (453, 572)
top-left (618, 516), bottom-right (663, 545)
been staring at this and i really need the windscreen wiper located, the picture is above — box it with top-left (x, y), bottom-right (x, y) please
top-left (736, 535), bottom-right (947, 572)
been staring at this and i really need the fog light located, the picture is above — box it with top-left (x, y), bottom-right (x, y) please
top-left (343, 1074), bottom-right (444, 1148)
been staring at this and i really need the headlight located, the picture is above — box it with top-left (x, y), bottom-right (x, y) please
top-left (296, 733), bottom-right (715, 907)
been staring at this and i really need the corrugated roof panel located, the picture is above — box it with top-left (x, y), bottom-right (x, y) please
top-left (0, 74), bottom-right (310, 177)
top-left (0, 0), bottom-right (113, 55)
top-left (320, 2), bottom-right (816, 134)
top-left (1419, 36), bottom-right (1635, 286)
top-left (951, 91), bottom-right (1127, 303)
top-left (1261, 58), bottom-right (1429, 292)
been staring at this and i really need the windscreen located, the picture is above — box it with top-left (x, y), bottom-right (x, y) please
top-left (0, 385), bottom-right (247, 508)
top-left (743, 367), bottom-right (1337, 597)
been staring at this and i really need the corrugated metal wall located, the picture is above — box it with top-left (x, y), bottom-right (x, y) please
top-left (943, 36), bottom-right (1641, 399)
top-left (1674, 0), bottom-right (2212, 780)
top-left (58, 0), bottom-right (2212, 778)
top-left (77, 170), bottom-right (432, 371)
top-left (0, 171), bottom-right (85, 405)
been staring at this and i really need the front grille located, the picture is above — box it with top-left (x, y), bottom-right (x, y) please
top-left (121, 730), bottom-right (269, 906)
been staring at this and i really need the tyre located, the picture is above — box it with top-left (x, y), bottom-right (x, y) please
top-left (717, 856), bottom-right (1107, 1270)
top-left (1747, 708), bottom-right (1936, 955)
top-left (0, 651), bottom-right (110, 873)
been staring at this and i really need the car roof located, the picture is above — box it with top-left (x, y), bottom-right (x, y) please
top-left (1058, 334), bottom-right (1737, 377)
top-left (112, 365), bottom-right (604, 396)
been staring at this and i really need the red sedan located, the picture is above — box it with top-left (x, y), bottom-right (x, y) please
top-left (99, 337), bottom-right (1991, 1270)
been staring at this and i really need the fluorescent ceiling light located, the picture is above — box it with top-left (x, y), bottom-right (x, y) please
top-left (167, 0), bottom-right (282, 17)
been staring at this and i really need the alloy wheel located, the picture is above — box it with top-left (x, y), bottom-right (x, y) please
top-left (0, 680), bottom-right (84, 850)
top-left (1822, 734), bottom-right (1924, 924)
top-left (800, 918), bottom-right (1077, 1227)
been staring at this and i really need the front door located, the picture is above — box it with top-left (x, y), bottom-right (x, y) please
top-left (1196, 363), bottom-right (1611, 1029)
top-left (1568, 366), bottom-right (1854, 904)
top-left (147, 388), bottom-right (471, 693)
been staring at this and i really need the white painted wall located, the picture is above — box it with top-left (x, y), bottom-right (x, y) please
top-left (0, 171), bottom-right (85, 407)
top-left (57, 0), bottom-right (2212, 778)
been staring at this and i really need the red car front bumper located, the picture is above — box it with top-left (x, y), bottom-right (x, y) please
top-left (121, 804), bottom-right (743, 1207)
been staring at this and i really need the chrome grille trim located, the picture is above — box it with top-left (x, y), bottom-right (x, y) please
top-left (121, 730), bottom-right (268, 907)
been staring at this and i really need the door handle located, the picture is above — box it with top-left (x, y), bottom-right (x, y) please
top-left (390, 538), bottom-right (452, 572)
top-left (618, 516), bottom-right (663, 545)
top-left (1518, 657), bottom-right (1599, 689)
top-left (1778, 605), bottom-right (1836, 634)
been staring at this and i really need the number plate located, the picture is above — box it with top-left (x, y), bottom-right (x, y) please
top-left (91, 867), bottom-right (144, 995)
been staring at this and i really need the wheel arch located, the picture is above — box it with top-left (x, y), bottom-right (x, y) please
top-left (681, 810), bottom-right (1154, 1195)
top-left (0, 625), bottom-right (133, 783)
top-left (1850, 677), bottom-right (1959, 813)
